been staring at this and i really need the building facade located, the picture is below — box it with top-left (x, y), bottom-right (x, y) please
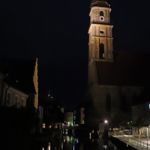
top-left (1, 83), bottom-right (29, 108)
top-left (0, 58), bottom-right (38, 110)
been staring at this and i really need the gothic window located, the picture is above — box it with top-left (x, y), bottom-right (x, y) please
top-left (100, 11), bottom-right (104, 16)
top-left (99, 43), bottom-right (104, 59)
top-left (106, 94), bottom-right (111, 113)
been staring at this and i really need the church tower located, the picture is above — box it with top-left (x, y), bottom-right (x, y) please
top-left (87, 0), bottom-right (146, 129)
top-left (88, 0), bottom-right (113, 62)
top-left (87, 0), bottom-right (114, 128)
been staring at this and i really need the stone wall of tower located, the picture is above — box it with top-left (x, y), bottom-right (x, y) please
top-left (90, 7), bottom-right (111, 24)
top-left (88, 4), bottom-right (113, 62)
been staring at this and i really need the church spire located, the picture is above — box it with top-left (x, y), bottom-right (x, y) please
top-left (33, 57), bottom-right (39, 109)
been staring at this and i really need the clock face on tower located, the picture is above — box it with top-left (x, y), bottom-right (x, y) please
top-left (99, 16), bottom-right (104, 22)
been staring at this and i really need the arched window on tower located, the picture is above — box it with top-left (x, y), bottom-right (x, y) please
top-left (99, 43), bottom-right (104, 59)
top-left (106, 94), bottom-right (111, 113)
top-left (99, 11), bottom-right (104, 21)
top-left (100, 11), bottom-right (104, 16)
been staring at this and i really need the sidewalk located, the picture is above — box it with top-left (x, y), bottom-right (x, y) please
top-left (113, 135), bottom-right (150, 150)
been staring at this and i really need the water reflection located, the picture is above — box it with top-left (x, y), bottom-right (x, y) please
top-left (39, 136), bottom-right (118, 150)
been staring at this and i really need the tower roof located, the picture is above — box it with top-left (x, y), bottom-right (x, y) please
top-left (91, 0), bottom-right (110, 8)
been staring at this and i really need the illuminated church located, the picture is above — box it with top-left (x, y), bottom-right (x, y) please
top-left (87, 0), bottom-right (150, 128)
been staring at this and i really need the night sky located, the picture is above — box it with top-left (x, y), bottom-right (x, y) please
top-left (0, 0), bottom-right (150, 109)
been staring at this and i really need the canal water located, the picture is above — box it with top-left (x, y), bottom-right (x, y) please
top-left (33, 136), bottom-right (119, 150)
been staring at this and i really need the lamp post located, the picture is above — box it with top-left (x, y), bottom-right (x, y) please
top-left (103, 119), bottom-right (109, 145)
top-left (104, 119), bottom-right (109, 134)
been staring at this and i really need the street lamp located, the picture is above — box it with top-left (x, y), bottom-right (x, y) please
top-left (104, 119), bottom-right (108, 124)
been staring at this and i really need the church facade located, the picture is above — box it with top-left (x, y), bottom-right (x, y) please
top-left (87, 0), bottom-right (147, 128)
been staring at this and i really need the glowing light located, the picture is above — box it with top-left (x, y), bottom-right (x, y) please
top-left (76, 139), bottom-right (79, 143)
top-left (61, 142), bottom-right (63, 149)
top-left (47, 142), bottom-right (51, 150)
top-left (65, 129), bottom-right (68, 134)
top-left (42, 123), bottom-right (46, 128)
top-left (73, 144), bottom-right (75, 150)
top-left (67, 122), bottom-right (71, 126)
top-left (103, 145), bottom-right (108, 149)
top-left (89, 132), bottom-right (92, 139)
top-left (67, 136), bottom-right (70, 142)
top-left (104, 120), bottom-right (108, 124)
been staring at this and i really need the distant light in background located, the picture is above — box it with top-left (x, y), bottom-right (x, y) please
top-left (47, 142), bottom-right (51, 150)
top-left (42, 123), bottom-right (46, 128)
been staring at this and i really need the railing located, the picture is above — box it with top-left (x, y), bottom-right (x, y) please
top-left (128, 138), bottom-right (150, 150)
top-left (113, 134), bottom-right (150, 150)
